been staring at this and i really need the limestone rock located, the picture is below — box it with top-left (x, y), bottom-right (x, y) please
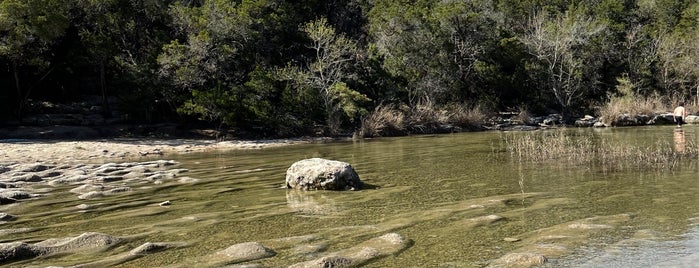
top-left (210, 242), bottom-right (276, 265)
top-left (286, 158), bottom-right (363, 191)
top-left (490, 252), bottom-right (547, 267)
top-left (684, 115), bottom-right (699, 124)
top-left (0, 242), bottom-right (43, 263)
top-left (129, 242), bottom-right (177, 255)
top-left (288, 233), bottom-right (412, 268)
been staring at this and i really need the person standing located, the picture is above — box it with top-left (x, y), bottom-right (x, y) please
top-left (674, 102), bottom-right (687, 127)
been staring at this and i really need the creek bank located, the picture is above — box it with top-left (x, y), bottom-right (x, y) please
top-left (489, 113), bottom-right (699, 131)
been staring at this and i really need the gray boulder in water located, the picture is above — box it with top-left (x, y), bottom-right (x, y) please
top-left (286, 158), bottom-right (363, 191)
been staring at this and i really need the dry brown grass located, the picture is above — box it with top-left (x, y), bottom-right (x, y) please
top-left (406, 98), bottom-right (448, 127)
top-left (446, 103), bottom-right (488, 129)
top-left (358, 104), bottom-right (406, 137)
top-left (358, 101), bottom-right (488, 137)
top-left (597, 93), bottom-right (666, 126)
top-left (503, 129), bottom-right (698, 170)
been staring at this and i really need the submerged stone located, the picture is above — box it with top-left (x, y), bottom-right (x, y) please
top-left (490, 252), bottom-right (547, 267)
top-left (288, 233), bottom-right (412, 267)
top-left (210, 242), bottom-right (276, 265)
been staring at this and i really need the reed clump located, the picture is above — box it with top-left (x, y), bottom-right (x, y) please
top-left (358, 104), bottom-right (407, 137)
top-left (504, 129), bottom-right (698, 170)
top-left (597, 77), bottom-right (666, 126)
top-left (358, 100), bottom-right (487, 137)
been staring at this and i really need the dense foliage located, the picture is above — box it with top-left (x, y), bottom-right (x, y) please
top-left (2, 0), bottom-right (699, 136)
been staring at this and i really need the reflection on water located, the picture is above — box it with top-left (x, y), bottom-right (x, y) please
top-left (674, 129), bottom-right (686, 153)
top-left (2, 126), bottom-right (699, 267)
top-left (286, 190), bottom-right (343, 217)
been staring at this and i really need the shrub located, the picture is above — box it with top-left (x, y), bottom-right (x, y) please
top-left (446, 103), bottom-right (487, 130)
top-left (358, 104), bottom-right (406, 137)
top-left (598, 76), bottom-right (665, 125)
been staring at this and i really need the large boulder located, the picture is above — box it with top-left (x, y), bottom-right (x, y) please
top-left (286, 158), bottom-right (363, 191)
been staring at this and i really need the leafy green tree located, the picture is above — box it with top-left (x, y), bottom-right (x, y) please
top-left (158, 0), bottom-right (266, 127)
top-left (368, 0), bottom-right (509, 108)
top-left (368, 0), bottom-right (442, 105)
top-left (0, 0), bottom-right (69, 119)
top-left (280, 17), bottom-right (369, 134)
top-left (69, 0), bottom-right (176, 121)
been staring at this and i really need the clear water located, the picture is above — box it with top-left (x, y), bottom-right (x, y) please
top-left (3, 126), bottom-right (699, 267)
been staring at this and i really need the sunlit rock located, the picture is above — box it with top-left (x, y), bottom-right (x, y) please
top-left (16, 164), bottom-right (52, 173)
top-left (0, 213), bottom-right (15, 221)
top-left (288, 233), bottom-right (412, 268)
top-left (684, 115), bottom-right (699, 124)
top-left (129, 242), bottom-right (178, 255)
top-left (286, 158), bottom-right (362, 191)
top-left (0, 190), bottom-right (33, 200)
top-left (291, 256), bottom-right (353, 268)
top-left (209, 242), bottom-right (276, 265)
top-left (567, 223), bottom-right (612, 230)
top-left (35, 232), bottom-right (121, 252)
top-left (0, 242), bottom-right (43, 263)
top-left (70, 184), bottom-right (105, 194)
top-left (291, 243), bottom-right (328, 256)
top-left (463, 214), bottom-right (504, 228)
top-left (0, 232), bottom-right (121, 263)
top-left (489, 252), bottom-right (547, 267)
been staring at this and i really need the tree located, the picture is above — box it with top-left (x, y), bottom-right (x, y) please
top-left (158, 0), bottom-right (265, 126)
top-left (653, 2), bottom-right (699, 105)
top-left (280, 17), bottom-right (369, 134)
top-left (522, 8), bottom-right (607, 113)
top-left (0, 0), bottom-right (69, 119)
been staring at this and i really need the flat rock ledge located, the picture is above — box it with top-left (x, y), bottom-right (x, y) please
top-left (285, 158), bottom-right (363, 191)
top-left (0, 160), bottom-right (195, 206)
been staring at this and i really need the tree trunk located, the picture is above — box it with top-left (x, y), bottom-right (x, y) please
top-left (100, 59), bottom-right (111, 119)
top-left (12, 61), bottom-right (23, 121)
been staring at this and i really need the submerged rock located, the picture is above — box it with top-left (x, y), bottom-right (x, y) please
top-left (490, 252), bottom-right (547, 267)
top-left (129, 242), bottom-right (178, 255)
top-left (209, 242), bottom-right (276, 265)
top-left (35, 232), bottom-right (121, 252)
top-left (0, 242), bottom-right (44, 263)
top-left (288, 233), bottom-right (412, 267)
top-left (285, 158), bottom-right (363, 191)
top-left (0, 232), bottom-right (120, 263)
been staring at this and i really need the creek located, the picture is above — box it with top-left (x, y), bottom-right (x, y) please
top-left (3, 126), bottom-right (699, 267)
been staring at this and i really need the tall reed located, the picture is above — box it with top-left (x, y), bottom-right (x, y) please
top-left (503, 129), bottom-right (698, 170)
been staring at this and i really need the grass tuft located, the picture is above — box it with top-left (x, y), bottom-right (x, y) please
top-left (503, 129), bottom-right (698, 170)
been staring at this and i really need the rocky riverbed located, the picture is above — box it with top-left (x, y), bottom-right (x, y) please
top-left (0, 138), bottom-right (336, 266)
top-left (0, 135), bottom-right (695, 267)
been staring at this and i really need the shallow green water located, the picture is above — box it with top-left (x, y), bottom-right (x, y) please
top-left (4, 126), bottom-right (699, 267)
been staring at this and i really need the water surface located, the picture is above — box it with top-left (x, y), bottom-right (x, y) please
top-left (4, 126), bottom-right (699, 267)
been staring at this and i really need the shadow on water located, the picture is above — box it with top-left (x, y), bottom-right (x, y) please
top-left (1, 126), bottom-right (698, 267)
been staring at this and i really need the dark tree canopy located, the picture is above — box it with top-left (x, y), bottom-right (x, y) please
top-left (2, 0), bottom-right (699, 135)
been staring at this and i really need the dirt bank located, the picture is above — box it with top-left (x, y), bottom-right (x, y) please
top-left (0, 138), bottom-right (323, 164)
